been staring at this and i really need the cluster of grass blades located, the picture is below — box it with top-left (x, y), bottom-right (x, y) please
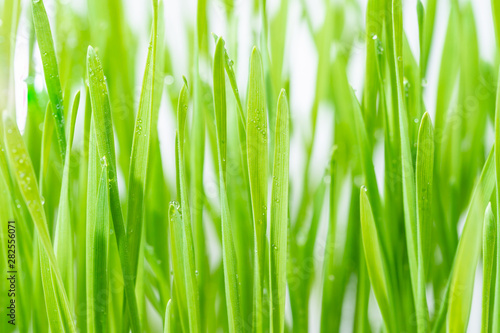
top-left (2, 0), bottom-right (500, 332)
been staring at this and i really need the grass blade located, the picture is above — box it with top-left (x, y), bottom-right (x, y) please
top-left (247, 46), bottom-right (268, 332)
top-left (86, 45), bottom-right (140, 332)
top-left (421, 0), bottom-right (438, 75)
top-left (3, 113), bottom-right (75, 332)
top-left (86, 118), bottom-right (110, 333)
top-left (214, 37), bottom-right (243, 332)
top-left (212, 33), bottom-right (246, 130)
top-left (213, 39), bottom-right (227, 181)
top-left (95, 165), bottom-right (111, 332)
top-left (219, 169), bottom-right (242, 333)
top-left (176, 82), bottom-right (201, 333)
top-left (447, 148), bottom-right (495, 332)
top-left (31, 0), bottom-right (66, 160)
top-left (360, 186), bottom-right (394, 332)
top-left (482, 203), bottom-right (495, 333)
top-left (493, 68), bottom-right (500, 332)
top-left (86, 120), bottom-right (99, 332)
top-left (38, 102), bottom-right (54, 197)
top-left (269, 89), bottom-right (289, 333)
top-left (393, 1), bottom-right (422, 329)
top-left (53, 92), bottom-right (80, 308)
top-left (269, 90), bottom-right (290, 332)
top-left (192, 4), bottom-right (209, 327)
top-left (168, 201), bottom-right (189, 332)
top-left (38, 242), bottom-right (64, 332)
top-left (76, 87), bottom-right (92, 333)
top-left (164, 299), bottom-right (172, 333)
top-left (415, 112), bottom-right (433, 331)
top-left (126, 0), bottom-right (161, 282)
top-left (363, 0), bottom-right (384, 126)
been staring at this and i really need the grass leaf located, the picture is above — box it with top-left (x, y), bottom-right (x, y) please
top-left (176, 82), bottom-right (201, 333)
top-left (415, 111), bottom-right (433, 331)
top-left (360, 186), bottom-right (394, 331)
top-left (3, 112), bottom-right (75, 332)
top-left (94, 165), bottom-right (111, 332)
top-left (213, 37), bottom-right (242, 331)
top-left (31, 0), bottom-right (66, 159)
top-left (168, 201), bottom-right (189, 332)
top-left (269, 89), bottom-right (289, 333)
top-left (53, 91), bottom-right (80, 308)
top-left (86, 45), bottom-right (141, 332)
top-left (447, 147), bottom-right (495, 332)
top-left (493, 67), bottom-right (500, 332)
top-left (164, 299), bottom-right (172, 333)
top-left (126, 0), bottom-right (162, 283)
top-left (246, 46), bottom-right (268, 332)
top-left (482, 203), bottom-right (495, 333)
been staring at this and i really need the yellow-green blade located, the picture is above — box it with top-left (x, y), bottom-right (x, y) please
top-left (493, 67), bottom-right (500, 332)
top-left (415, 111), bottom-right (433, 331)
top-left (31, 0), bottom-right (66, 160)
top-left (176, 83), bottom-right (201, 333)
top-left (269, 89), bottom-right (289, 333)
top-left (3, 113), bottom-right (75, 332)
top-left (447, 148), bottom-right (495, 332)
top-left (482, 203), bottom-right (495, 333)
top-left (54, 92), bottom-right (80, 308)
top-left (126, 0), bottom-right (162, 284)
top-left (168, 201), bottom-right (189, 333)
top-left (213, 36), bottom-right (242, 332)
top-left (86, 45), bottom-right (140, 332)
top-left (360, 186), bottom-right (394, 332)
top-left (246, 46), bottom-right (268, 333)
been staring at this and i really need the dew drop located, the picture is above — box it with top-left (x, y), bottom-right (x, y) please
top-left (170, 200), bottom-right (181, 210)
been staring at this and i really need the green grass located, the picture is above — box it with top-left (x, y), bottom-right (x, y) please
top-left (2, 0), bottom-right (500, 332)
